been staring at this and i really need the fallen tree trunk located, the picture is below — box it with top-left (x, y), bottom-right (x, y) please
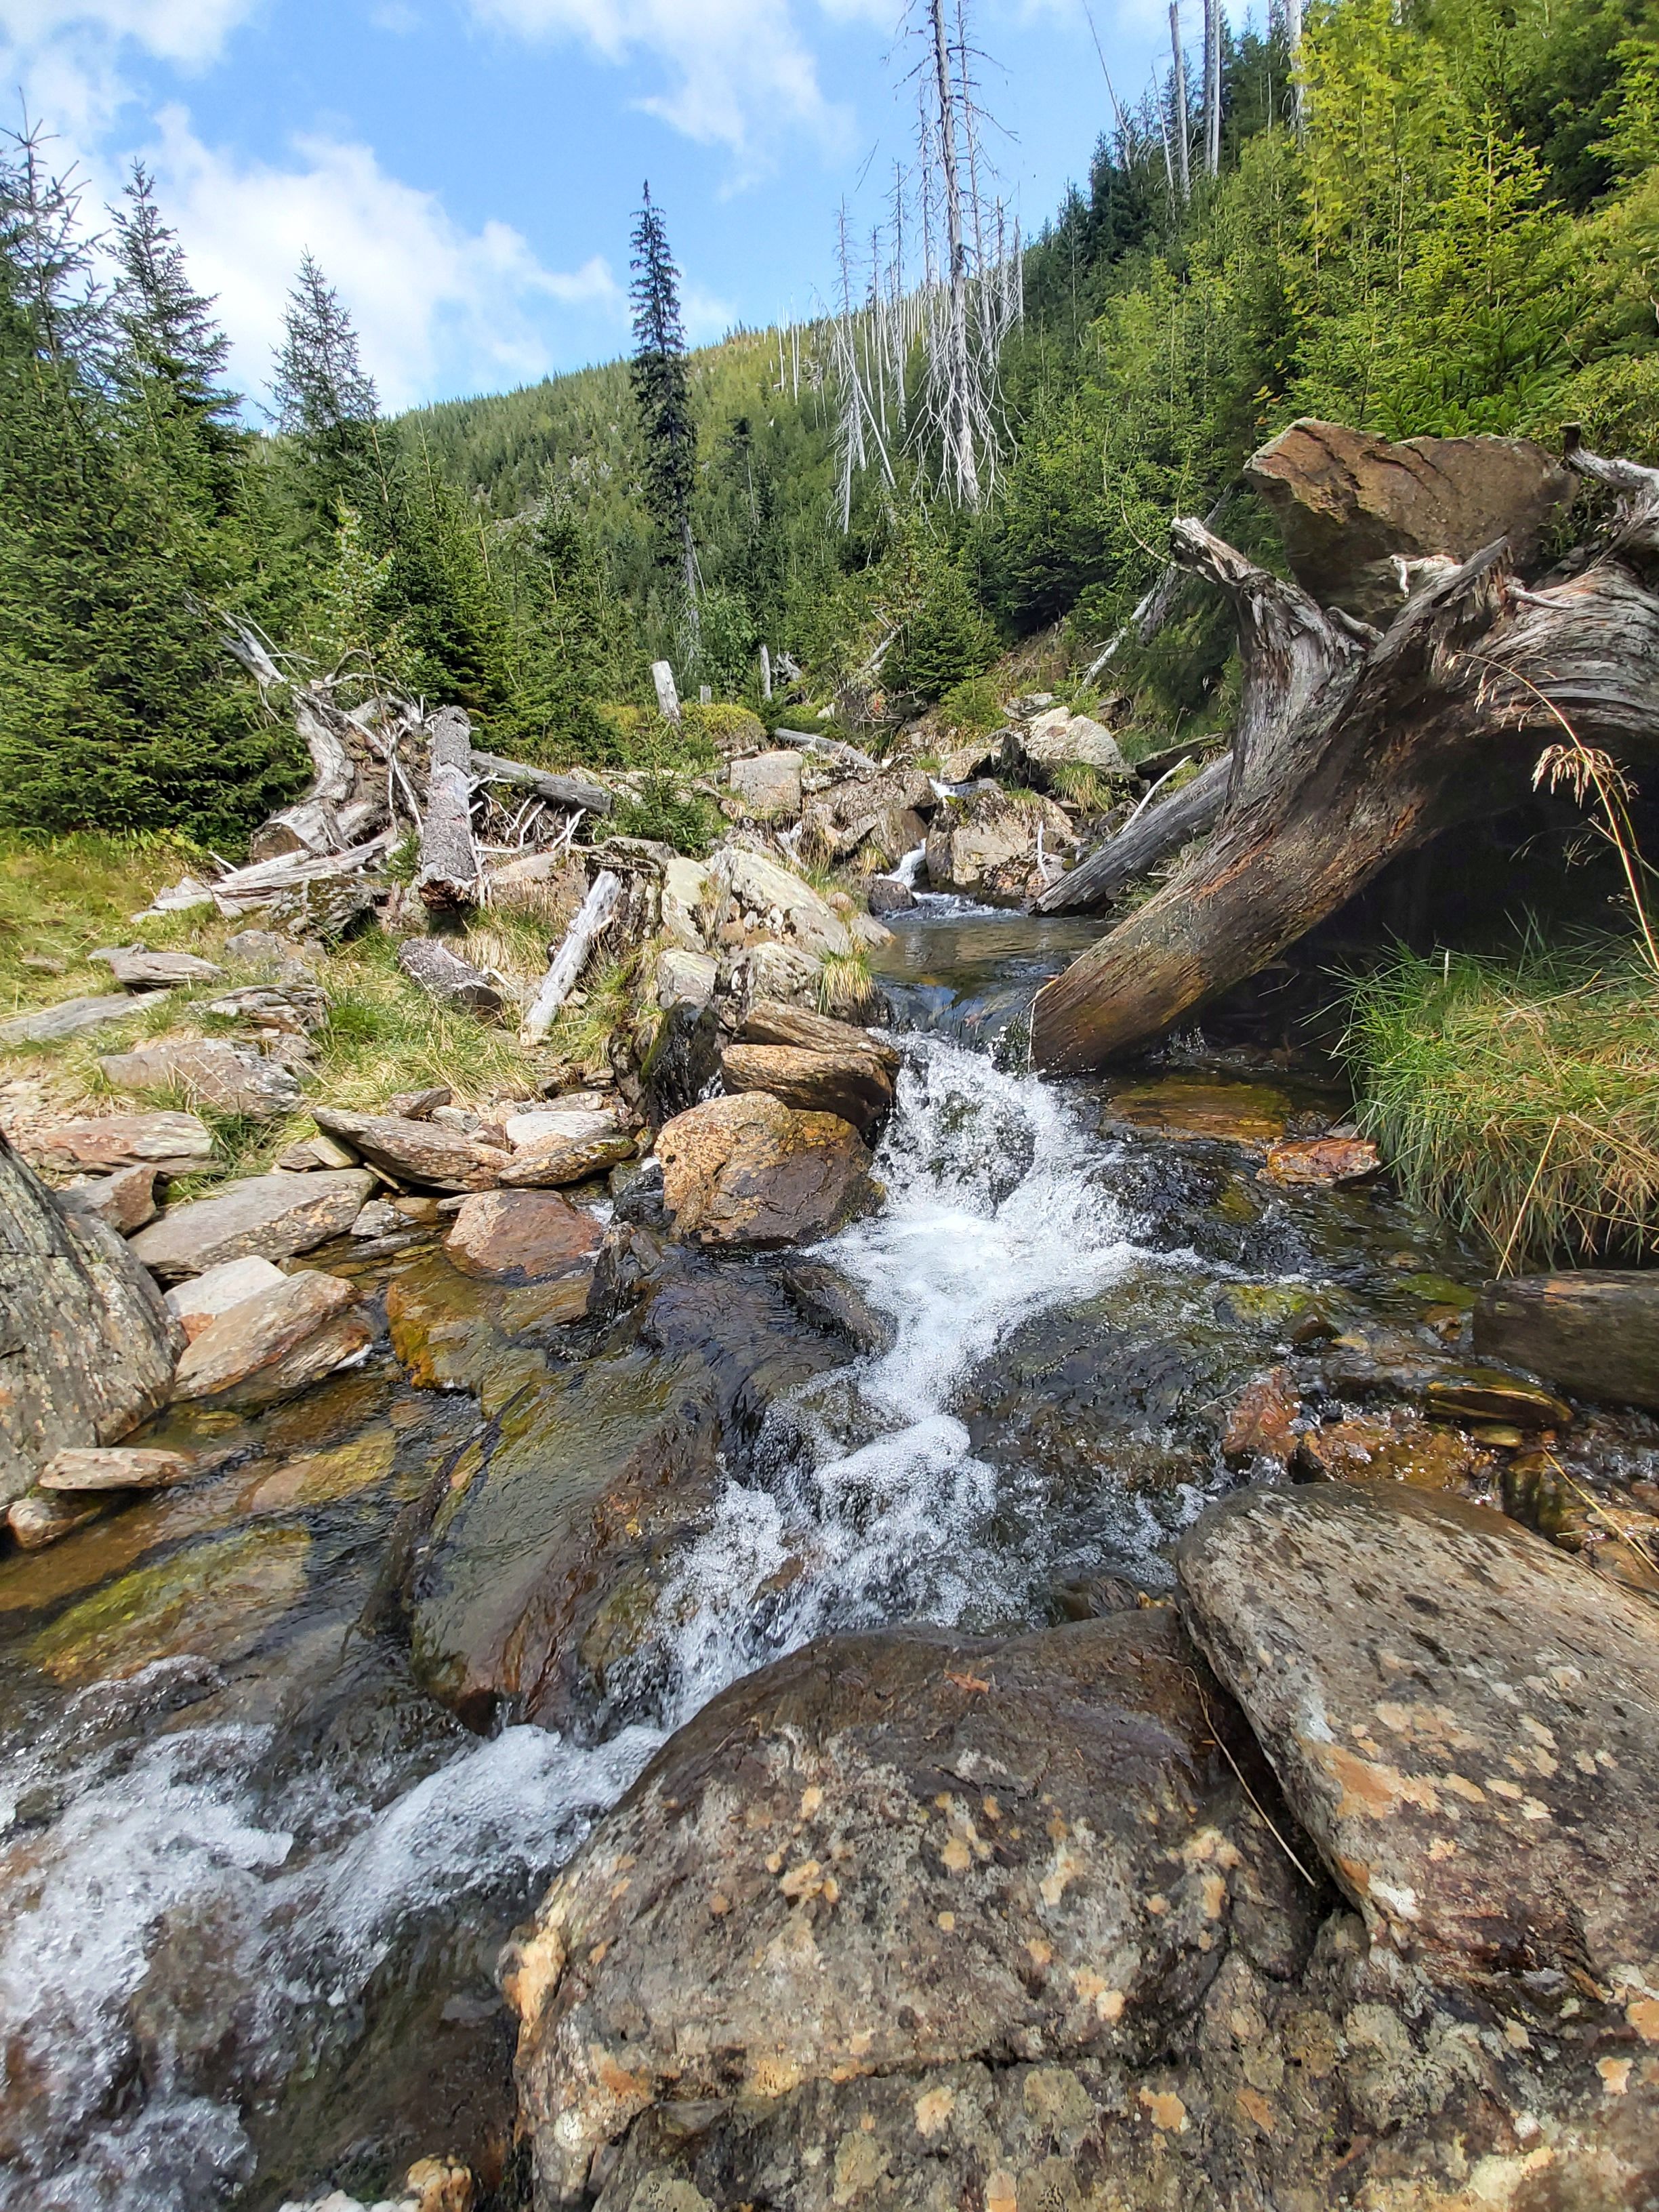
top-left (415, 705), bottom-right (480, 910)
top-left (1031, 438), bottom-right (1659, 1071)
top-left (1033, 758), bottom-right (1228, 913)
top-left (210, 830), bottom-right (395, 915)
top-left (0, 1135), bottom-right (184, 1504)
top-left (523, 869), bottom-right (622, 1043)
top-left (470, 751), bottom-right (613, 818)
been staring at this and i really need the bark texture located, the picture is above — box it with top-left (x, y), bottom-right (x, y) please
top-left (1031, 439), bottom-right (1659, 1072)
top-left (415, 705), bottom-right (480, 910)
top-left (0, 1133), bottom-right (183, 1504)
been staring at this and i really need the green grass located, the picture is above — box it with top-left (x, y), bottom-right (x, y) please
top-left (1342, 942), bottom-right (1659, 1271)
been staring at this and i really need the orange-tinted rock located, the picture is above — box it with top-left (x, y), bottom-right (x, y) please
top-left (719, 1042), bottom-right (894, 1137)
top-left (1222, 1366), bottom-right (1301, 1464)
top-left (1259, 1136), bottom-right (1380, 1187)
top-left (1296, 1412), bottom-right (1490, 1492)
top-left (445, 1190), bottom-right (603, 1286)
top-left (171, 1270), bottom-right (369, 1406)
top-left (655, 1092), bottom-right (881, 1250)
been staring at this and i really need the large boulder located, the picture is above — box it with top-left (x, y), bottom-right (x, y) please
top-left (706, 849), bottom-right (852, 959)
top-left (1178, 1481), bottom-right (1659, 1999)
top-left (738, 999), bottom-right (900, 1071)
top-left (726, 750), bottom-right (803, 822)
top-left (654, 1093), bottom-right (880, 1250)
top-left (128, 1168), bottom-right (373, 1279)
top-left (445, 1190), bottom-right (604, 1287)
top-left (1474, 1270), bottom-right (1659, 1412)
top-left (1244, 418), bottom-right (1577, 623)
top-left (924, 789), bottom-right (1077, 905)
top-left (171, 1269), bottom-right (371, 1406)
top-left (1005, 707), bottom-right (1130, 785)
top-left (659, 854), bottom-right (714, 951)
top-left (0, 1134), bottom-right (183, 1505)
top-left (719, 1042), bottom-right (894, 1138)
top-left (504, 1610), bottom-right (1300, 2207)
top-left (20, 1111), bottom-right (213, 1178)
top-left (311, 1108), bottom-right (509, 1193)
top-left (98, 1037), bottom-right (303, 1120)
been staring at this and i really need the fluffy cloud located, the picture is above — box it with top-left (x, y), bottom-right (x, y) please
top-left (0, 0), bottom-right (255, 134)
top-left (470, 0), bottom-right (853, 169)
top-left (144, 109), bottom-right (626, 410)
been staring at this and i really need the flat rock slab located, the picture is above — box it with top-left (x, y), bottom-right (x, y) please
top-left (62, 1163), bottom-right (157, 1234)
top-left (41, 1446), bottom-right (199, 1492)
top-left (504, 1609), bottom-right (1290, 2205)
top-left (91, 946), bottom-right (222, 988)
top-left (99, 1038), bottom-right (303, 1120)
top-left (1104, 1078), bottom-right (1292, 1147)
top-left (445, 1189), bottom-right (603, 1284)
top-left (129, 1169), bottom-right (373, 1279)
top-left (739, 999), bottom-right (901, 1071)
top-left (655, 1092), bottom-right (880, 1250)
top-left (312, 1108), bottom-right (509, 1192)
top-left (1475, 1271), bottom-right (1659, 1412)
top-left (719, 1041), bottom-right (894, 1137)
top-left (22, 1111), bottom-right (213, 1176)
top-left (0, 994), bottom-right (149, 1046)
top-left (171, 1269), bottom-right (369, 1406)
top-left (1177, 1481), bottom-right (1659, 2006)
top-left (1260, 1135), bottom-right (1380, 1186)
top-left (163, 1253), bottom-right (287, 1338)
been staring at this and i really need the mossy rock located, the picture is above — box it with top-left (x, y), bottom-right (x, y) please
top-left (240, 1426), bottom-right (398, 1513)
top-left (1214, 1282), bottom-right (1316, 1330)
top-left (28, 1525), bottom-right (310, 1683)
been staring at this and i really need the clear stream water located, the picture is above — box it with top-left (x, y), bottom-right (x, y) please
top-left (0, 901), bottom-right (1502, 2211)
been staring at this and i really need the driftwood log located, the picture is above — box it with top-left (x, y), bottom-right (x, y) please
top-left (247, 688), bottom-right (393, 864)
top-left (523, 869), bottom-right (622, 1043)
top-left (415, 706), bottom-right (481, 910)
top-left (1031, 436), bottom-right (1659, 1072)
top-left (470, 752), bottom-right (613, 818)
top-left (0, 1135), bottom-right (183, 1503)
top-left (1034, 757), bottom-right (1227, 913)
top-left (1474, 1273), bottom-right (1659, 1412)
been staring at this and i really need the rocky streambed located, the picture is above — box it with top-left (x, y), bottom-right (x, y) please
top-left (1, 902), bottom-right (1657, 2211)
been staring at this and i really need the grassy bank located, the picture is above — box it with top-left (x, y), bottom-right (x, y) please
top-left (1343, 944), bottom-right (1659, 1273)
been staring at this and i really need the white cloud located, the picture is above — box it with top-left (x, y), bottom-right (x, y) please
top-left (470, 0), bottom-right (853, 170)
top-left (144, 107), bottom-right (626, 409)
top-left (0, 0), bottom-right (255, 136)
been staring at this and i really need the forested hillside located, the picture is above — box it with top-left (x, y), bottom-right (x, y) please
top-left (3, 0), bottom-right (1658, 848)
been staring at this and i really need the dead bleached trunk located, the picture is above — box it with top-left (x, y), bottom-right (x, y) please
top-left (1031, 442), bottom-right (1659, 1071)
top-left (523, 869), bottom-right (622, 1044)
top-left (415, 706), bottom-right (480, 911)
top-left (0, 1135), bottom-right (183, 1503)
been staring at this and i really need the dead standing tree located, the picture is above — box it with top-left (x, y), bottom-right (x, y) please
top-left (1031, 430), bottom-right (1659, 1073)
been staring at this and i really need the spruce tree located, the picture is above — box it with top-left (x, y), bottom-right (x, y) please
top-left (628, 184), bottom-right (697, 599)
top-left (271, 251), bottom-right (386, 525)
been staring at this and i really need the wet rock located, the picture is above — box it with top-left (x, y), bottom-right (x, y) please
top-left (720, 1042), bottom-right (894, 1138)
top-left (0, 1134), bottom-right (183, 1504)
top-left (504, 1608), bottom-right (1299, 2205)
top-left (1221, 1366), bottom-right (1301, 1465)
top-left (637, 1001), bottom-right (723, 1132)
top-left (312, 1109), bottom-right (509, 1193)
top-left (1296, 1411), bottom-right (1492, 1492)
top-left (27, 1524), bottom-right (310, 1682)
top-left (8, 1489), bottom-right (106, 1547)
top-left (655, 1092), bottom-right (881, 1250)
top-left (653, 946), bottom-right (717, 1012)
top-left (866, 872), bottom-right (916, 914)
top-left (445, 1190), bottom-right (604, 1287)
top-left (164, 1253), bottom-right (287, 1338)
top-left (62, 1162), bottom-right (157, 1233)
top-left (1177, 1480), bottom-right (1659, 1995)
top-left (397, 939), bottom-right (505, 1016)
top-left (1105, 1078), bottom-right (1291, 1148)
top-left (241, 1425), bottom-right (398, 1513)
top-left (172, 1269), bottom-right (370, 1406)
top-left (99, 1037), bottom-right (304, 1119)
top-left (1259, 1135), bottom-right (1381, 1187)
top-left (1474, 1271), bottom-right (1659, 1413)
top-left (726, 750), bottom-right (802, 821)
top-left (21, 1110), bottom-right (213, 1178)
top-left (41, 1445), bottom-right (199, 1491)
top-left (1245, 418), bottom-right (1576, 623)
top-left (1423, 1369), bottom-right (1571, 1429)
top-left (0, 992), bottom-right (150, 1045)
top-left (90, 944), bottom-right (222, 988)
top-left (924, 788), bottom-right (1077, 905)
top-left (775, 1258), bottom-right (893, 1354)
top-left (129, 1169), bottom-right (373, 1279)
top-left (707, 848), bottom-right (851, 958)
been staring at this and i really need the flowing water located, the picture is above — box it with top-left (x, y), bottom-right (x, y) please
top-left (0, 901), bottom-right (1502, 2210)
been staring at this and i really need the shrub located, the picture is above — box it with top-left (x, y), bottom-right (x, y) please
top-left (938, 676), bottom-right (1004, 738)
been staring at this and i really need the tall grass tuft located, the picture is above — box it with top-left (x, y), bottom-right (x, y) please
top-left (1343, 942), bottom-right (1659, 1271)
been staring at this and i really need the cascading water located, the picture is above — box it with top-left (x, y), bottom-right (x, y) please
top-left (0, 911), bottom-right (1407, 2209)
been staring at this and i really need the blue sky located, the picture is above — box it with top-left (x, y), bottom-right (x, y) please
top-left (1, 0), bottom-right (1196, 413)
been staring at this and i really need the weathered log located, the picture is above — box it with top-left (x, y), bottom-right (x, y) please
top-left (523, 869), bottom-right (622, 1044)
top-left (247, 687), bottom-right (384, 863)
top-left (0, 1134), bottom-right (184, 1506)
top-left (415, 706), bottom-right (480, 910)
top-left (469, 750), bottom-right (613, 817)
top-left (210, 830), bottom-right (395, 916)
top-left (1031, 439), bottom-right (1659, 1071)
top-left (651, 661), bottom-right (681, 725)
top-left (1033, 757), bottom-right (1228, 913)
top-left (1474, 1273), bottom-right (1659, 1412)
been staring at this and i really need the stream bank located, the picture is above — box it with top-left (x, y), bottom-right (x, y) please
top-left (1, 899), bottom-right (1656, 2209)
